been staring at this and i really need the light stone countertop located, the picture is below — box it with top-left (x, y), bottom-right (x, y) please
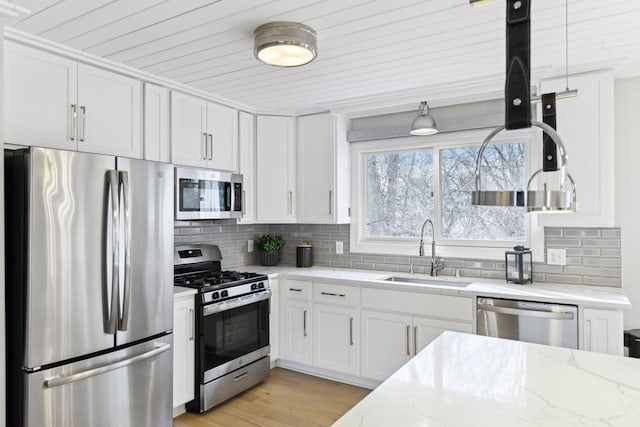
top-left (244, 265), bottom-right (631, 310)
top-left (173, 286), bottom-right (197, 297)
top-left (332, 331), bottom-right (640, 427)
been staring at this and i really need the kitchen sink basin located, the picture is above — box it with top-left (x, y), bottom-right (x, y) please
top-left (383, 276), bottom-right (471, 287)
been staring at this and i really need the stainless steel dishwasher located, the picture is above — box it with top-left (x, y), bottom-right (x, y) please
top-left (477, 297), bottom-right (578, 349)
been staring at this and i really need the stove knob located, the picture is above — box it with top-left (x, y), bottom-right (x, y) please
top-left (212, 292), bottom-right (220, 300)
top-left (258, 282), bottom-right (265, 289)
top-left (221, 290), bottom-right (229, 298)
top-left (251, 283), bottom-right (257, 290)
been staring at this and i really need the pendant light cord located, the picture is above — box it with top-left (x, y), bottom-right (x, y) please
top-left (565, 0), bottom-right (569, 91)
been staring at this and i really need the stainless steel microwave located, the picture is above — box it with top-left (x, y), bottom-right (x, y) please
top-left (175, 167), bottom-right (243, 220)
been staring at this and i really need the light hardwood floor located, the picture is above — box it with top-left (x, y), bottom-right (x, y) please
top-left (173, 368), bottom-right (371, 427)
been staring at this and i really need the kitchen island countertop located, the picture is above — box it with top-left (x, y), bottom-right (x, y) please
top-left (333, 331), bottom-right (640, 427)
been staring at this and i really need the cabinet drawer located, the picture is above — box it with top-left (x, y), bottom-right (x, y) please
top-left (283, 280), bottom-right (311, 299)
top-left (313, 282), bottom-right (357, 306)
top-left (362, 287), bottom-right (472, 321)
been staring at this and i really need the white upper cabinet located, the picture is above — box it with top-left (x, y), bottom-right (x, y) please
top-left (537, 71), bottom-right (614, 226)
top-left (77, 63), bottom-right (141, 158)
top-left (170, 91), bottom-right (237, 171)
top-left (255, 115), bottom-right (296, 223)
top-left (4, 42), bottom-right (77, 150)
top-left (4, 42), bottom-right (142, 158)
top-left (238, 111), bottom-right (256, 223)
top-left (143, 83), bottom-right (170, 162)
top-left (297, 113), bottom-right (350, 224)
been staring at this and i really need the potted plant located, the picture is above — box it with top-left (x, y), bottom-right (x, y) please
top-left (256, 234), bottom-right (284, 266)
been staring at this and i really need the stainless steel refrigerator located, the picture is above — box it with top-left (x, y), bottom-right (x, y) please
top-left (5, 147), bottom-right (174, 427)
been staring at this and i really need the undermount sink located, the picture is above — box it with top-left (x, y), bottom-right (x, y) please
top-left (384, 276), bottom-right (471, 288)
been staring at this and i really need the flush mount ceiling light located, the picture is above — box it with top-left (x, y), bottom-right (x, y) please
top-left (254, 22), bottom-right (317, 67)
top-left (410, 101), bottom-right (438, 136)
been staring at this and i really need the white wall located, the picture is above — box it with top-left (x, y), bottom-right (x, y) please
top-left (615, 77), bottom-right (640, 329)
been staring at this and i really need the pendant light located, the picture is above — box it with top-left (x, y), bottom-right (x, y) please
top-left (470, 0), bottom-right (577, 213)
top-left (254, 22), bottom-right (318, 67)
top-left (410, 101), bottom-right (438, 136)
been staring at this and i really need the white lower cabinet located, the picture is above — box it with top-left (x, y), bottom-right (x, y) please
top-left (413, 317), bottom-right (473, 354)
top-left (269, 277), bottom-right (280, 364)
top-left (280, 297), bottom-right (313, 365)
top-left (313, 304), bottom-right (358, 375)
top-left (173, 292), bottom-right (195, 411)
top-left (582, 307), bottom-right (624, 356)
top-left (360, 311), bottom-right (412, 381)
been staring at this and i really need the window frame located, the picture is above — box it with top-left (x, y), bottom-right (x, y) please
top-left (350, 127), bottom-right (544, 261)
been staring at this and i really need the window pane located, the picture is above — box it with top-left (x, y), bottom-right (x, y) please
top-left (440, 143), bottom-right (525, 241)
top-left (365, 150), bottom-right (434, 238)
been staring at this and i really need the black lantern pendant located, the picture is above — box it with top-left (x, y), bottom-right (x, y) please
top-left (505, 245), bottom-right (532, 284)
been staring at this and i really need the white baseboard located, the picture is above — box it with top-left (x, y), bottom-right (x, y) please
top-left (172, 405), bottom-right (186, 418)
top-left (275, 359), bottom-right (379, 390)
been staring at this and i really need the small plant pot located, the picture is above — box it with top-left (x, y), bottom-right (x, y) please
top-left (261, 250), bottom-right (280, 266)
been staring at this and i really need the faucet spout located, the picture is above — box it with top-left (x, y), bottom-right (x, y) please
top-left (419, 219), bottom-right (444, 276)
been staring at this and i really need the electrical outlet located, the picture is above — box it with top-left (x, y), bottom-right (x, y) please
top-left (248, 240), bottom-right (254, 253)
top-left (336, 241), bottom-right (344, 255)
top-left (547, 248), bottom-right (566, 266)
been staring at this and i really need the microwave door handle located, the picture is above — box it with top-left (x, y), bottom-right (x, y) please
top-left (118, 170), bottom-right (131, 331)
top-left (226, 183), bottom-right (232, 211)
top-left (106, 170), bottom-right (119, 335)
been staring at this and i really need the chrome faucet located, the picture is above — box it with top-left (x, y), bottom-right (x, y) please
top-left (419, 219), bottom-right (444, 276)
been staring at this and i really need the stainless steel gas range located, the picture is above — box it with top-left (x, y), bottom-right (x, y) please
top-left (174, 244), bottom-right (271, 413)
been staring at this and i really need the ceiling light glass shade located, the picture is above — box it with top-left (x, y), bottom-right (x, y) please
top-left (254, 22), bottom-right (317, 67)
top-left (471, 121), bottom-right (577, 213)
top-left (410, 101), bottom-right (438, 135)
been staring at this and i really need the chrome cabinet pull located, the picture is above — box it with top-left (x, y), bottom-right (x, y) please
top-left (349, 317), bottom-right (354, 346)
top-left (288, 191), bottom-right (293, 215)
top-left (208, 133), bottom-right (213, 160)
top-left (69, 104), bottom-right (77, 141)
top-left (406, 325), bottom-right (411, 356)
top-left (79, 106), bottom-right (86, 142)
top-left (289, 288), bottom-right (302, 292)
top-left (413, 326), bottom-right (418, 355)
top-left (329, 190), bottom-right (332, 215)
top-left (303, 310), bottom-right (307, 337)
top-left (202, 132), bottom-right (208, 159)
top-left (189, 308), bottom-right (194, 341)
top-left (118, 171), bottom-right (131, 331)
top-left (586, 320), bottom-right (592, 351)
top-left (44, 343), bottom-right (170, 389)
top-left (320, 291), bottom-right (345, 297)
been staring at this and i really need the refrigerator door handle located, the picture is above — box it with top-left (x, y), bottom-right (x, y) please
top-left (106, 170), bottom-right (120, 335)
top-left (118, 170), bottom-right (132, 331)
top-left (43, 342), bottom-right (171, 389)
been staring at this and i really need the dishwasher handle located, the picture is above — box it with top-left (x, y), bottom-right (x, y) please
top-left (477, 303), bottom-right (574, 320)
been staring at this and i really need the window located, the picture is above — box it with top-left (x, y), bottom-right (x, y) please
top-left (351, 129), bottom-right (537, 258)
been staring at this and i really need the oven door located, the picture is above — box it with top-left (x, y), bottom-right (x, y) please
top-left (199, 293), bottom-right (270, 383)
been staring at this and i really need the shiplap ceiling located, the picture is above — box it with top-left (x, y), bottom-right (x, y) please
top-left (7, 0), bottom-right (640, 114)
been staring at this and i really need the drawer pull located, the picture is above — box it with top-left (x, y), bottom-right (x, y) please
top-left (321, 291), bottom-right (346, 297)
top-left (289, 288), bottom-right (303, 292)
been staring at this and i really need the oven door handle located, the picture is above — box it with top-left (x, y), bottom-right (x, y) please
top-left (203, 290), bottom-right (272, 316)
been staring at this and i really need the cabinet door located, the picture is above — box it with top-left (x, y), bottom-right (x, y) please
top-left (238, 111), bottom-right (255, 223)
top-left (256, 115), bottom-right (296, 222)
top-left (206, 102), bottom-right (238, 171)
top-left (77, 64), bottom-right (141, 158)
top-left (583, 308), bottom-right (623, 355)
top-left (269, 278), bottom-right (280, 363)
top-left (173, 295), bottom-right (195, 408)
top-left (4, 42), bottom-right (78, 150)
top-left (360, 310), bottom-right (412, 381)
top-left (143, 83), bottom-right (169, 162)
top-left (279, 299), bottom-right (312, 365)
top-left (170, 91), bottom-right (208, 168)
top-left (298, 113), bottom-right (334, 223)
top-left (538, 71), bottom-right (614, 226)
top-left (413, 317), bottom-right (473, 355)
top-left (313, 305), bottom-right (358, 375)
